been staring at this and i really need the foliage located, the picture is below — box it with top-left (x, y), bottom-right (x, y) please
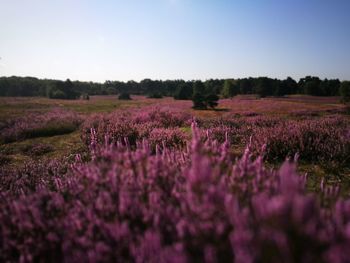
top-left (47, 79), bottom-right (80, 100)
top-left (0, 76), bottom-right (344, 99)
top-left (192, 93), bottom-right (219, 110)
top-left (221, 79), bottom-right (239, 98)
top-left (80, 93), bottom-right (90, 100)
top-left (191, 80), bottom-right (219, 109)
top-left (118, 93), bottom-right (132, 100)
top-left (192, 92), bottom-right (207, 109)
top-left (174, 83), bottom-right (193, 100)
top-left (147, 93), bottom-right (163, 99)
top-left (340, 81), bottom-right (350, 103)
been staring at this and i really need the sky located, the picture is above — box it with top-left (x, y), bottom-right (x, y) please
top-left (0, 0), bottom-right (349, 82)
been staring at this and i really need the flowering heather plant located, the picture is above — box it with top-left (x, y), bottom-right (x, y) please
top-left (148, 128), bottom-right (188, 149)
top-left (81, 107), bottom-right (191, 147)
top-left (0, 108), bottom-right (82, 143)
top-left (250, 116), bottom-right (350, 166)
top-left (196, 114), bottom-right (350, 166)
top-left (0, 123), bottom-right (350, 262)
top-left (132, 106), bottom-right (191, 127)
top-left (0, 160), bottom-right (68, 196)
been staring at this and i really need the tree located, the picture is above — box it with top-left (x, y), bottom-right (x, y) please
top-left (284, 77), bottom-right (298, 95)
top-left (204, 79), bottom-right (224, 94)
top-left (193, 80), bottom-right (206, 95)
top-left (80, 93), bottom-right (90, 100)
top-left (222, 79), bottom-right (239, 98)
top-left (255, 77), bottom-right (274, 97)
top-left (299, 76), bottom-right (321, 96)
top-left (239, 78), bottom-right (253, 94)
top-left (191, 80), bottom-right (220, 110)
top-left (192, 93), bottom-right (219, 110)
top-left (51, 89), bottom-right (66, 99)
top-left (320, 79), bottom-right (340, 96)
top-left (148, 93), bottom-right (163, 99)
top-left (340, 81), bottom-right (350, 103)
top-left (205, 94), bottom-right (219, 108)
top-left (174, 83), bottom-right (192, 100)
top-left (274, 77), bottom-right (298, 96)
top-left (192, 93), bottom-right (206, 109)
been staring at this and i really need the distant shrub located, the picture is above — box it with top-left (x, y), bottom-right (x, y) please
top-left (80, 93), bottom-right (90, 100)
top-left (50, 89), bottom-right (66, 99)
top-left (118, 93), bottom-right (131, 100)
top-left (192, 93), bottom-right (219, 110)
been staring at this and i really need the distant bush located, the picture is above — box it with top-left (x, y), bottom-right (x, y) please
top-left (80, 93), bottom-right (90, 100)
top-left (118, 93), bottom-right (131, 100)
top-left (50, 89), bottom-right (66, 99)
top-left (192, 93), bottom-right (219, 110)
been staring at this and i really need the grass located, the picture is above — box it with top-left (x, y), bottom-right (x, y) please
top-left (0, 131), bottom-right (84, 167)
top-left (0, 95), bottom-right (156, 117)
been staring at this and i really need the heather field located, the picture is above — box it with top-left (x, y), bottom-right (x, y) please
top-left (0, 95), bottom-right (350, 262)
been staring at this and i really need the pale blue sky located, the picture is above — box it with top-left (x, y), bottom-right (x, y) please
top-left (0, 0), bottom-right (349, 82)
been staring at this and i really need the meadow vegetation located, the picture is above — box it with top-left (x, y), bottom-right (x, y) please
top-left (0, 95), bottom-right (349, 262)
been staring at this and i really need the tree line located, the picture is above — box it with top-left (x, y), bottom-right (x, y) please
top-left (0, 76), bottom-right (349, 102)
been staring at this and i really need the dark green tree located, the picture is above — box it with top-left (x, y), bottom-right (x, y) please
top-left (255, 77), bottom-right (274, 97)
top-left (192, 80), bottom-right (220, 109)
top-left (192, 93), bottom-right (206, 109)
top-left (148, 93), bottom-right (163, 99)
top-left (193, 80), bottom-right (206, 95)
top-left (205, 94), bottom-right (219, 108)
top-left (174, 83), bottom-right (192, 100)
top-left (275, 77), bottom-right (297, 96)
top-left (320, 79), bottom-right (340, 96)
top-left (238, 78), bottom-right (253, 94)
top-left (118, 93), bottom-right (131, 100)
top-left (340, 81), bottom-right (350, 103)
top-left (299, 76), bottom-right (321, 96)
top-left (222, 79), bottom-right (239, 98)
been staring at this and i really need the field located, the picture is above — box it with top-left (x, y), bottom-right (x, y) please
top-left (1, 95), bottom-right (350, 262)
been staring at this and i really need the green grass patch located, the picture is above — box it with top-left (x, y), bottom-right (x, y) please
top-left (0, 131), bottom-right (85, 168)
